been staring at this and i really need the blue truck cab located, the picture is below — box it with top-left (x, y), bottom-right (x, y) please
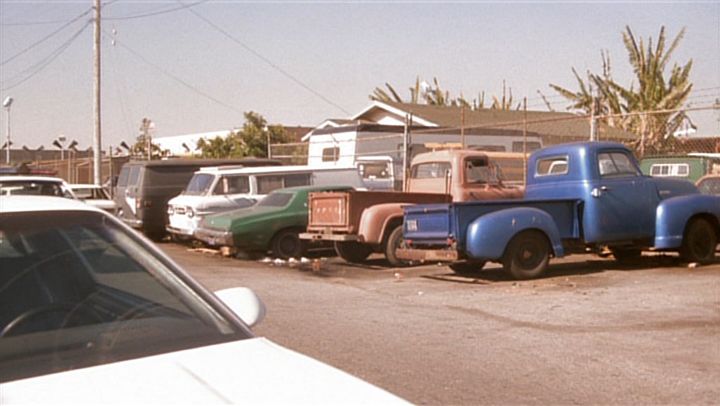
top-left (398, 142), bottom-right (720, 279)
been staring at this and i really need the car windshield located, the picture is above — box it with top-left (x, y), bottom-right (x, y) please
top-left (0, 180), bottom-right (72, 198)
top-left (0, 211), bottom-right (249, 383)
top-left (183, 173), bottom-right (215, 195)
top-left (258, 192), bottom-right (293, 207)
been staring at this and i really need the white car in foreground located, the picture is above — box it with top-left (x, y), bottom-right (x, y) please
top-left (0, 175), bottom-right (76, 198)
top-left (0, 196), bottom-right (405, 404)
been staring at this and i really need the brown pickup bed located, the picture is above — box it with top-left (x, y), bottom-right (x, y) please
top-left (305, 190), bottom-right (451, 236)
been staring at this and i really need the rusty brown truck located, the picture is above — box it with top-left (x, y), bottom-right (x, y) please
top-left (300, 150), bottom-right (525, 266)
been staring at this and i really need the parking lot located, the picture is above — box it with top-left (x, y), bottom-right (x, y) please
top-left (160, 242), bottom-right (720, 405)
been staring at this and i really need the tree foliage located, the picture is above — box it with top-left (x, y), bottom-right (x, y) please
top-left (370, 76), bottom-right (521, 111)
top-left (132, 117), bottom-right (165, 160)
top-left (550, 26), bottom-right (693, 155)
top-left (196, 111), bottom-right (291, 159)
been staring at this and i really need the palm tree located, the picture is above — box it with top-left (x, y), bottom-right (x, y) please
top-left (612, 26), bottom-right (693, 154)
top-left (370, 77), bottom-right (520, 110)
top-left (550, 26), bottom-right (693, 154)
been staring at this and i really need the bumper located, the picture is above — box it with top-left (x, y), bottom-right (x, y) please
top-left (166, 225), bottom-right (195, 237)
top-left (395, 248), bottom-right (459, 262)
top-left (195, 227), bottom-right (234, 247)
top-left (299, 232), bottom-right (359, 242)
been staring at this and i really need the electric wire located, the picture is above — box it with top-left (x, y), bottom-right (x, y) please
top-left (181, 4), bottom-right (351, 115)
top-left (106, 30), bottom-right (246, 115)
top-left (1, 8), bottom-right (92, 66)
top-left (1, 20), bottom-right (92, 92)
top-left (104, 0), bottom-right (210, 21)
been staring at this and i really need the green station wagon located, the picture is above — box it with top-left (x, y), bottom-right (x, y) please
top-left (195, 185), bottom-right (354, 258)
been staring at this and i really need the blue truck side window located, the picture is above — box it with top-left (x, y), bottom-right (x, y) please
top-left (536, 156), bottom-right (568, 176)
top-left (598, 152), bottom-right (640, 178)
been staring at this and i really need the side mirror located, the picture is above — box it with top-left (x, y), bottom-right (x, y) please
top-left (214, 287), bottom-right (266, 328)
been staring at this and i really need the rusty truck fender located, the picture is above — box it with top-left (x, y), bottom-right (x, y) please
top-left (357, 203), bottom-right (407, 244)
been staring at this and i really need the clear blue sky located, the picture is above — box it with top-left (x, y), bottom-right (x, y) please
top-left (1, 1), bottom-right (718, 150)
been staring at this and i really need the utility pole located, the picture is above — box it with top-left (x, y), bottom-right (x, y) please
top-left (93, 0), bottom-right (102, 185)
top-left (523, 97), bottom-right (528, 185)
top-left (589, 85), bottom-right (597, 142)
top-left (460, 106), bottom-right (465, 149)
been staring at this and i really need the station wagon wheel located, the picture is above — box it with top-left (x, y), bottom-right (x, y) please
top-left (448, 261), bottom-right (487, 275)
top-left (334, 241), bottom-right (372, 263)
top-left (680, 218), bottom-right (717, 263)
top-left (503, 230), bottom-right (550, 280)
top-left (385, 225), bottom-right (412, 267)
top-left (272, 230), bottom-right (307, 259)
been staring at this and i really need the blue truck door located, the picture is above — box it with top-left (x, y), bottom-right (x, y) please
top-left (585, 150), bottom-right (658, 243)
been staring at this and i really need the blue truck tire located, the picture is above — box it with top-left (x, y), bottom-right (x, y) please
top-left (680, 218), bottom-right (717, 263)
top-left (502, 230), bottom-right (551, 280)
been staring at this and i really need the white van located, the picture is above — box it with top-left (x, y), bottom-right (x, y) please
top-left (166, 165), bottom-right (365, 239)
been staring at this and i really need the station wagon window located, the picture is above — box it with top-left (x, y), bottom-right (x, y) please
top-left (598, 152), bottom-right (640, 178)
top-left (411, 162), bottom-right (451, 179)
top-left (536, 156), bottom-right (568, 176)
top-left (213, 175), bottom-right (250, 195)
top-left (256, 173), bottom-right (311, 195)
top-left (284, 173), bottom-right (311, 188)
top-left (649, 163), bottom-right (690, 177)
top-left (322, 147), bottom-right (339, 162)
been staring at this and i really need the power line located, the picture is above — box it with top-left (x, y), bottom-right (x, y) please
top-left (1, 7), bottom-right (92, 66)
top-left (104, 0), bottom-right (210, 21)
top-left (181, 3), bottom-right (350, 115)
top-left (1, 20), bottom-right (92, 91)
top-left (105, 30), bottom-right (246, 115)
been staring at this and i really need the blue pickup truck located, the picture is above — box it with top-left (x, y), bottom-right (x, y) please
top-left (397, 142), bottom-right (720, 279)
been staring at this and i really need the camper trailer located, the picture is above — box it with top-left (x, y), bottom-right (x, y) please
top-left (306, 124), bottom-right (542, 191)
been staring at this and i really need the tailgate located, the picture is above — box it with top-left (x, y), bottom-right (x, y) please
top-left (307, 190), bottom-right (450, 235)
top-left (403, 203), bottom-right (454, 246)
top-left (307, 191), bottom-right (350, 231)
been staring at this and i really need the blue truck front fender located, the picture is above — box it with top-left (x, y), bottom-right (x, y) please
top-left (465, 207), bottom-right (565, 260)
top-left (654, 194), bottom-right (720, 249)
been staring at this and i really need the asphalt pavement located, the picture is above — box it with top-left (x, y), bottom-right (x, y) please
top-left (161, 243), bottom-right (720, 405)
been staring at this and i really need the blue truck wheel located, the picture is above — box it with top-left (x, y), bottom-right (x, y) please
top-left (503, 230), bottom-right (550, 280)
top-left (680, 218), bottom-right (717, 263)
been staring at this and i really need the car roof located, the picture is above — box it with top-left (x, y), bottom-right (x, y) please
top-left (0, 195), bottom-right (102, 214)
top-left (197, 165), bottom-right (357, 175)
top-left (271, 185), bottom-right (355, 194)
top-left (69, 184), bottom-right (103, 188)
top-left (0, 175), bottom-right (68, 183)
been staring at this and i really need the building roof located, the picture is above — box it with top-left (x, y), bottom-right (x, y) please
top-left (352, 101), bottom-right (636, 141)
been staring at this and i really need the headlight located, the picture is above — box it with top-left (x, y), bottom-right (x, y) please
top-left (187, 207), bottom-right (195, 218)
top-left (167, 206), bottom-right (174, 215)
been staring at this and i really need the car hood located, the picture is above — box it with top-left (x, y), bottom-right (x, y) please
top-left (0, 337), bottom-right (406, 404)
top-left (203, 205), bottom-right (284, 230)
top-left (85, 199), bottom-right (117, 210)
